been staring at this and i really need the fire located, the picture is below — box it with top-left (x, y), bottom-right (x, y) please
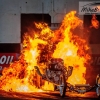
top-left (53, 11), bottom-right (90, 84)
top-left (0, 11), bottom-right (91, 92)
top-left (91, 14), bottom-right (99, 29)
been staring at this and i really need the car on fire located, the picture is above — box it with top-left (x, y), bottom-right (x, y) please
top-left (34, 58), bottom-right (100, 98)
top-left (34, 58), bottom-right (73, 97)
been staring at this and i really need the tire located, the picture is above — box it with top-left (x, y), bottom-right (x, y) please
top-left (59, 75), bottom-right (66, 97)
top-left (96, 86), bottom-right (100, 97)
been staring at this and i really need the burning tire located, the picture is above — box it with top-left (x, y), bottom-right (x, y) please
top-left (59, 74), bottom-right (66, 97)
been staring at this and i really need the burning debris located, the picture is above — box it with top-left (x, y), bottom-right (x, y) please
top-left (0, 11), bottom-right (91, 92)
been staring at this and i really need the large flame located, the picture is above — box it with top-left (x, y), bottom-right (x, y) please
top-left (0, 11), bottom-right (91, 92)
top-left (53, 11), bottom-right (90, 84)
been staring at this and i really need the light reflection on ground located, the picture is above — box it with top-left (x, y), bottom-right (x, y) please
top-left (0, 90), bottom-right (99, 100)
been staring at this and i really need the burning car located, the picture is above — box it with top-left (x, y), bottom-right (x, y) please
top-left (34, 58), bottom-right (100, 98)
top-left (0, 11), bottom-right (100, 98)
top-left (34, 58), bottom-right (73, 97)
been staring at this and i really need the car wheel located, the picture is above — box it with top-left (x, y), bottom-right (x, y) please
top-left (59, 75), bottom-right (66, 97)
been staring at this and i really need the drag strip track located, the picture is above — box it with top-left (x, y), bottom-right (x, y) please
top-left (0, 90), bottom-right (99, 100)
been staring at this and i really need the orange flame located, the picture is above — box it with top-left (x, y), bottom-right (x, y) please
top-left (91, 14), bottom-right (99, 29)
top-left (0, 11), bottom-right (91, 92)
top-left (53, 11), bottom-right (90, 84)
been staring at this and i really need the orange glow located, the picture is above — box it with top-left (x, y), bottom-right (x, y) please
top-left (0, 11), bottom-right (91, 92)
top-left (91, 14), bottom-right (99, 29)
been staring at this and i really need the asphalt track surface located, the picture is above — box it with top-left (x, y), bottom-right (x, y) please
top-left (0, 90), bottom-right (100, 100)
